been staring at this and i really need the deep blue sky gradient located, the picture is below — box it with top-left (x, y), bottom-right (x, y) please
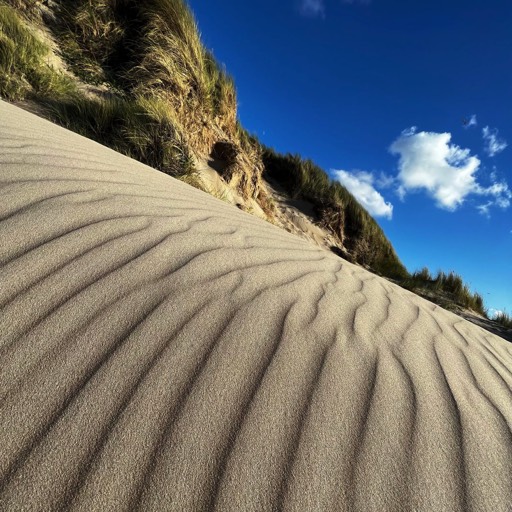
top-left (188, 0), bottom-right (512, 313)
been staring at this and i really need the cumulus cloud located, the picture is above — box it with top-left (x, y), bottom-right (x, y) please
top-left (482, 126), bottom-right (507, 157)
top-left (389, 127), bottom-right (511, 213)
top-left (390, 128), bottom-right (480, 209)
top-left (332, 170), bottom-right (393, 219)
top-left (299, 0), bottom-right (325, 17)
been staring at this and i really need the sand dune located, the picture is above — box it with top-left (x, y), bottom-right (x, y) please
top-left (1, 100), bottom-right (511, 511)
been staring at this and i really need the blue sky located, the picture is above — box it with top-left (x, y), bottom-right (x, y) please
top-left (188, 0), bottom-right (512, 314)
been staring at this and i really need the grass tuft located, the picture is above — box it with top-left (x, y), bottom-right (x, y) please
top-left (0, 5), bottom-right (75, 100)
top-left (3, 0), bottom-right (251, 193)
top-left (403, 268), bottom-right (487, 316)
top-left (51, 0), bottom-right (238, 151)
top-left (262, 147), bottom-right (408, 279)
top-left (494, 310), bottom-right (512, 329)
top-left (43, 94), bottom-right (195, 179)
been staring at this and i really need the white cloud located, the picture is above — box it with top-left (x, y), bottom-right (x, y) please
top-left (480, 181), bottom-right (511, 205)
top-left (401, 126), bottom-right (417, 137)
top-left (464, 114), bottom-right (477, 129)
top-left (332, 169), bottom-right (393, 219)
top-left (389, 129), bottom-right (480, 209)
top-left (466, 114), bottom-right (478, 128)
top-left (482, 126), bottom-right (507, 157)
top-left (376, 172), bottom-right (395, 189)
top-left (299, 0), bottom-right (325, 17)
top-left (389, 128), bottom-right (511, 213)
top-left (477, 201), bottom-right (492, 218)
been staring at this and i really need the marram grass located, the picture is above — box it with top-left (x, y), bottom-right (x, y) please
top-left (262, 147), bottom-right (408, 279)
top-left (403, 268), bottom-right (487, 316)
top-left (0, 5), bottom-right (75, 100)
top-left (43, 94), bottom-right (195, 179)
top-left (494, 311), bottom-right (512, 329)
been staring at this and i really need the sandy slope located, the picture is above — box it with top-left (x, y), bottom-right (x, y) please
top-left (1, 100), bottom-right (511, 512)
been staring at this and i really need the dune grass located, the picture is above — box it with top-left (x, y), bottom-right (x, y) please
top-left (51, 0), bottom-right (126, 86)
top-left (127, 1), bottom-right (235, 116)
top-left (3, 0), bottom-right (44, 21)
top-left (0, 5), bottom-right (75, 100)
top-left (43, 94), bottom-right (196, 179)
top-left (51, 0), bottom-right (238, 150)
top-left (1, 0), bottom-right (223, 182)
top-left (2, 0), bottom-right (251, 190)
top-left (403, 267), bottom-right (486, 316)
top-left (494, 311), bottom-right (512, 329)
top-left (11, 0), bottom-right (239, 183)
top-left (262, 148), bottom-right (408, 279)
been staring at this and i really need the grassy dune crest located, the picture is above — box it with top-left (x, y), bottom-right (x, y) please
top-left (52, 0), bottom-right (238, 151)
top-left (262, 148), bottom-right (408, 279)
top-left (402, 267), bottom-right (487, 316)
top-left (495, 311), bottom-right (512, 329)
top-left (42, 94), bottom-right (196, 179)
top-left (1, 0), bottom-right (239, 183)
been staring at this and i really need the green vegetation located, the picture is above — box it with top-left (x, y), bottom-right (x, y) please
top-left (262, 148), bottom-right (408, 279)
top-left (494, 311), bottom-right (512, 329)
top-left (403, 267), bottom-right (486, 316)
top-left (3, 0), bottom-right (41, 15)
top-left (0, 0), bottom-right (239, 181)
top-left (43, 95), bottom-right (195, 179)
top-left (51, 0), bottom-right (238, 151)
top-left (0, 5), bottom-right (75, 100)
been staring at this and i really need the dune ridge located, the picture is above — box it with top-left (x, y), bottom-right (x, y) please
top-left (1, 100), bottom-right (511, 511)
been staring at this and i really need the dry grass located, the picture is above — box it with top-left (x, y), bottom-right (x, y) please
top-left (262, 147), bottom-right (408, 279)
top-left (53, 0), bottom-right (125, 85)
top-left (43, 94), bottom-right (195, 179)
top-left (494, 310), bottom-right (512, 329)
top-left (3, 0), bottom-right (262, 199)
top-left (0, 5), bottom-right (75, 100)
top-left (2, 0), bottom-right (236, 183)
top-left (403, 267), bottom-right (486, 316)
top-left (50, 0), bottom-right (238, 153)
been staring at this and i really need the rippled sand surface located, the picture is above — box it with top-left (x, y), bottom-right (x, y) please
top-left (1, 100), bottom-right (511, 511)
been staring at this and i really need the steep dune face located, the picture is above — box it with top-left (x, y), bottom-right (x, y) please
top-left (1, 100), bottom-right (511, 511)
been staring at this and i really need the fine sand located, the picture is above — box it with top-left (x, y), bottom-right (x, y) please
top-left (1, 100), bottom-right (512, 511)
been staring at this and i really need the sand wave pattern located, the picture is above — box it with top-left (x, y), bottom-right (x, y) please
top-left (1, 101), bottom-right (512, 511)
